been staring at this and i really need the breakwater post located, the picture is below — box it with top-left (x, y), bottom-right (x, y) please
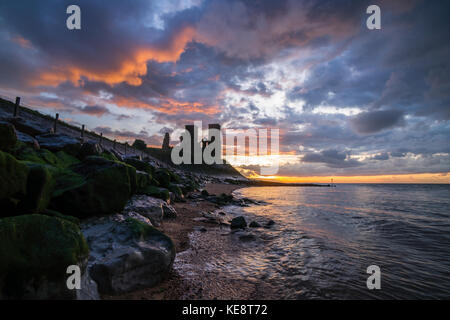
top-left (53, 113), bottom-right (59, 133)
top-left (13, 97), bottom-right (20, 117)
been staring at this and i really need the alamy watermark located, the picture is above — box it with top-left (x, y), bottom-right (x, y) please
top-left (366, 265), bottom-right (381, 290)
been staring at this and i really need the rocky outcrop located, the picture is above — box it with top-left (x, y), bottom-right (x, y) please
top-left (81, 215), bottom-right (175, 295)
top-left (0, 214), bottom-right (89, 299)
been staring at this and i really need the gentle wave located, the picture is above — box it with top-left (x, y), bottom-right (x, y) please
top-left (212, 184), bottom-right (450, 299)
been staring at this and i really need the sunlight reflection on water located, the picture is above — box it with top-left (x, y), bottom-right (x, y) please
top-left (206, 184), bottom-right (450, 299)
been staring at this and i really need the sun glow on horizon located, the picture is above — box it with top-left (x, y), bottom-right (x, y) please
top-left (240, 172), bottom-right (450, 184)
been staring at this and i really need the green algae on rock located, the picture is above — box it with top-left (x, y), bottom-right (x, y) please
top-left (50, 156), bottom-right (137, 218)
top-left (0, 151), bottom-right (29, 208)
top-left (0, 121), bottom-right (18, 151)
top-left (0, 214), bottom-right (89, 299)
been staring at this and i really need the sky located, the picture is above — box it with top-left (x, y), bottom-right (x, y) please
top-left (0, 0), bottom-right (449, 183)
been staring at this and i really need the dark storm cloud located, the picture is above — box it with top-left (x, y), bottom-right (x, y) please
top-left (302, 149), bottom-right (362, 168)
top-left (77, 105), bottom-right (111, 117)
top-left (350, 110), bottom-right (405, 134)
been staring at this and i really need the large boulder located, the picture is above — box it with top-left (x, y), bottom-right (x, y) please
top-left (81, 215), bottom-right (175, 295)
top-left (123, 195), bottom-right (176, 226)
top-left (19, 164), bottom-right (55, 214)
top-left (0, 214), bottom-right (89, 299)
top-left (36, 133), bottom-right (81, 156)
top-left (50, 156), bottom-right (136, 218)
top-left (0, 151), bottom-right (29, 214)
top-left (0, 121), bottom-right (17, 151)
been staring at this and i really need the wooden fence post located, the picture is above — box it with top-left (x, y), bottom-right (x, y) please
top-left (81, 125), bottom-right (85, 138)
top-left (53, 113), bottom-right (59, 133)
top-left (13, 97), bottom-right (20, 117)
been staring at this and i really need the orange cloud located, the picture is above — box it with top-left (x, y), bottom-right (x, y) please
top-left (29, 26), bottom-right (196, 87)
top-left (11, 35), bottom-right (33, 49)
top-left (112, 95), bottom-right (220, 115)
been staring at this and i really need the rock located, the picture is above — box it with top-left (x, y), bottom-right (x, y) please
top-left (50, 156), bottom-right (136, 218)
top-left (136, 170), bottom-right (151, 190)
top-left (124, 158), bottom-right (154, 177)
top-left (201, 189), bottom-right (209, 197)
top-left (7, 117), bottom-right (47, 137)
top-left (78, 141), bottom-right (103, 159)
top-left (81, 215), bottom-right (175, 295)
top-left (110, 149), bottom-right (123, 162)
top-left (13, 147), bottom-right (79, 169)
top-left (19, 164), bottom-right (55, 214)
top-left (16, 131), bottom-right (39, 149)
top-left (168, 183), bottom-right (184, 201)
top-left (230, 216), bottom-right (247, 229)
top-left (154, 169), bottom-right (171, 188)
top-left (123, 194), bottom-right (177, 226)
top-left (249, 221), bottom-right (262, 228)
top-left (264, 220), bottom-right (275, 228)
top-left (36, 133), bottom-right (81, 156)
top-left (0, 214), bottom-right (89, 299)
top-left (238, 233), bottom-right (256, 242)
top-left (0, 151), bottom-right (29, 214)
top-left (0, 121), bottom-right (18, 151)
top-left (138, 185), bottom-right (170, 202)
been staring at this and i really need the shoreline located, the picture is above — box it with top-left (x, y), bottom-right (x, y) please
top-left (103, 182), bottom-right (244, 300)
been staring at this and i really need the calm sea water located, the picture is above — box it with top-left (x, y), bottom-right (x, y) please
top-left (220, 184), bottom-right (450, 299)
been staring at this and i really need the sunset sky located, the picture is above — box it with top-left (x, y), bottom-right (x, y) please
top-left (0, 0), bottom-right (449, 183)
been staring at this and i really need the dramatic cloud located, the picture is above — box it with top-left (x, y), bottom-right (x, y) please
top-left (0, 0), bottom-right (449, 178)
top-left (350, 109), bottom-right (405, 134)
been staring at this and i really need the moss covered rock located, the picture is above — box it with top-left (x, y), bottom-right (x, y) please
top-left (124, 158), bottom-right (154, 177)
top-left (168, 183), bottom-right (183, 201)
top-left (154, 169), bottom-right (171, 188)
top-left (0, 121), bottom-right (18, 151)
top-left (0, 214), bottom-right (89, 299)
top-left (13, 146), bottom-right (79, 169)
top-left (138, 185), bottom-right (170, 202)
top-left (136, 170), bottom-right (151, 190)
top-left (0, 151), bottom-right (29, 210)
top-left (19, 164), bottom-right (55, 214)
top-left (50, 156), bottom-right (136, 218)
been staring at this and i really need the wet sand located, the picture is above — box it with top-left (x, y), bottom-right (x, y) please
top-left (104, 182), bottom-right (253, 300)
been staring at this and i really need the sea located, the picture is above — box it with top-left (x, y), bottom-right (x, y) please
top-left (213, 184), bottom-right (450, 299)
